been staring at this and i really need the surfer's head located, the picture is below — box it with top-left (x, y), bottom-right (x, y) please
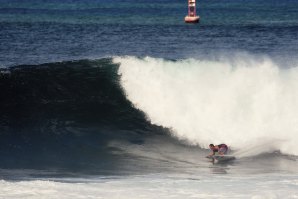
top-left (209, 144), bottom-right (214, 149)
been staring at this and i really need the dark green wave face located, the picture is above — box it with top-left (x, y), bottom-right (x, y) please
top-left (0, 59), bottom-right (175, 174)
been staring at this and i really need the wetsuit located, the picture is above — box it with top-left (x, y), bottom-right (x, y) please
top-left (213, 144), bottom-right (228, 154)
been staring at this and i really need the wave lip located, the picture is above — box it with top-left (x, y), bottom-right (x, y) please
top-left (115, 55), bottom-right (298, 156)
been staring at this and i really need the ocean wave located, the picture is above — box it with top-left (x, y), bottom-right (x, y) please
top-left (0, 58), bottom-right (171, 171)
top-left (1, 56), bottom-right (297, 173)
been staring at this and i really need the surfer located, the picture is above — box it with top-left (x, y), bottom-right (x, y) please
top-left (207, 143), bottom-right (228, 157)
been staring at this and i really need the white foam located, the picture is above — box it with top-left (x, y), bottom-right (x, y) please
top-left (115, 55), bottom-right (298, 156)
top-left (0, 174), bottom-right (297, 199)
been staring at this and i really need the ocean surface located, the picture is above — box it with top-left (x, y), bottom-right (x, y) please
top-left (1, 0), bottom-right (298, 198)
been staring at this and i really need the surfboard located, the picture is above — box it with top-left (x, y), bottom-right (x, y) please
top-left (212, 155), bottom-right (235, 162)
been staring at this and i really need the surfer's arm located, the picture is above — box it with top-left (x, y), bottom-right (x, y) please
top-left (207, 151), bottom-right (215, 157)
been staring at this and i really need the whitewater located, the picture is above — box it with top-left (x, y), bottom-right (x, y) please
top-left (1, 173), bottom-right (298, 199)
top-left (116, 55), bottom-right (298, 157)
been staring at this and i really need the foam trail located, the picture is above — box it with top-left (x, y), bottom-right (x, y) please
top-left (115, 55), bottom-right (298, 156)
top-left (232, 138), bottom-right (284, 158)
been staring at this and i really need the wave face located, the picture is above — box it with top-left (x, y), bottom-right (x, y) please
top-left (0, 59), bottom-right (173, 173)
top-left (116, 55), bottom-right (298, 156)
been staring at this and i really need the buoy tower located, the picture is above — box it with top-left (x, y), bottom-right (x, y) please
top-left (185, 0), bottom-right (200, 23)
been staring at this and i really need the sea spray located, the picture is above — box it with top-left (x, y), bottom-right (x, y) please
top-left (115, 55), bottom-right (298, 156)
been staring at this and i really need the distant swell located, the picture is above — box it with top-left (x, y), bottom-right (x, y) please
top-left (116, 55), bottom-right (298, 157)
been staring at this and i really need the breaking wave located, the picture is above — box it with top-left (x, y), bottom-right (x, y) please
top-left (116, 55), bottom-right (298, 156)
top-left (1, 55), bottom-right (297, 175)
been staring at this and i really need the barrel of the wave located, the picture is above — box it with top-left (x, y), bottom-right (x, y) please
top-left (184, 0), bottom-right (200, 23)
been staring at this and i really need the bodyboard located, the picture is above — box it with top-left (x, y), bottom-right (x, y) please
top-left (212, 155), bottom-right (235, 162)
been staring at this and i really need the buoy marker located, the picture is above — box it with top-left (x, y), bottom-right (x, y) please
top-left (185, 0), bottom-right (200, 23)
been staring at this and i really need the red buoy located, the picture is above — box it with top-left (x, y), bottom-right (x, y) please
top-left (185, 0), bottom-right (200, 23)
